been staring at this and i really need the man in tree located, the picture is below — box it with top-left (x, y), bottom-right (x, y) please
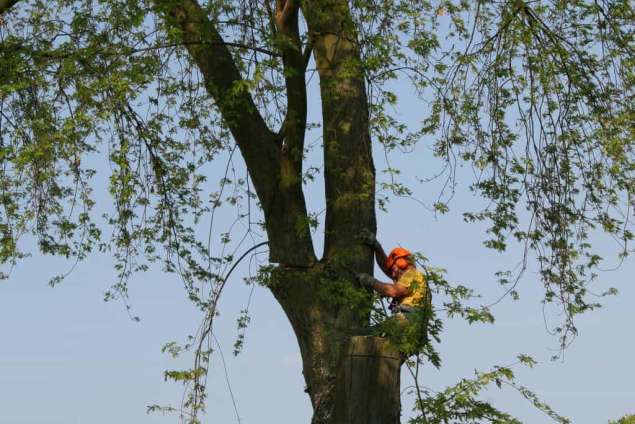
top-left (357, 233), bottom-right (431, 355)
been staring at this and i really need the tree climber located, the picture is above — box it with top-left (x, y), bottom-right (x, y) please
top-left (356, 232), bottom-right (432, 354)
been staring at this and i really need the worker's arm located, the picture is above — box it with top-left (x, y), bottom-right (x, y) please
top-left (361, 230), bottom-right (390, 277)
top-left (371, 281), bottom-right (410, 299)
top-left (357, 273), bottom-right (411, 298)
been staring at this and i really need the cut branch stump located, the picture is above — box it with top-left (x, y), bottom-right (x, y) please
top-left (333, 336), bottom-right (401, 424)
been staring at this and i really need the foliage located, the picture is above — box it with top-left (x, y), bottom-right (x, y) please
top-left (425, 1), bottom-right (634, 349)
top-left (407, 356), bottom-right (570, 424)
top-left (1, 0), bottom-right (631, 339)
top-left (610, 415), bottom-right (635, 424)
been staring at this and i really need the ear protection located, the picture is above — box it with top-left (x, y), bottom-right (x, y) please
top-left (386, 247), bottom-right (412, 270)
top-left (394, 257), bottom-right (410, 270)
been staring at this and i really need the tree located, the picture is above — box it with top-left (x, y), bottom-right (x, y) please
top-left (0, 0), bottom-right (632, 423)
top-left (610, 415), bottom-right (635, 424)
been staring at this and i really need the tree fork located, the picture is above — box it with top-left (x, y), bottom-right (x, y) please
top-left (154, 0), bottom-right (315, 266)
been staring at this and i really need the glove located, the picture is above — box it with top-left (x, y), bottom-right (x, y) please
top-left (360, 230), bottom-right (380, 249)
top-left (356, 273), bottom-right (376, 289)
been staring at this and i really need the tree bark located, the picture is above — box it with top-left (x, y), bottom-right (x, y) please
top-left (332, 336), bottom-right (401, 424)
top-left (271, 266), bottom-right (401, 424)
top-left (153, 0), bottom-right (315, 267)
top-left (0, 0), bottom-right (19, 15)
top-left (302, 0), bottom-right (376, 269)
top-left (153, 0), bottom-right (398, 422)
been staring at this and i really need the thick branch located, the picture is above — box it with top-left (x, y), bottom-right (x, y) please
top-left (302, 0), bottom-right (376, 270)
top-left (274, 0), bottom-right (307, 172)
top-left (0, 0), bottom-right (19, 15)
top-left (153, 0), bottom-right (277, 174)
top-left (154, 0), bottom-right (315, 266)
top-left (275, 0), bottom-right (297, 26)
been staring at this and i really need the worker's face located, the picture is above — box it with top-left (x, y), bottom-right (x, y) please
top-left (390, 264), bottom-right (405, 280)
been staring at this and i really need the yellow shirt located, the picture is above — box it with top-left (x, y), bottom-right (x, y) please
top-left (396, 268), bottom-right (428, 308)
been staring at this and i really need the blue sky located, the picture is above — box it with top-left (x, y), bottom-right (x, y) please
top-left (2, 188), bottom-right (633, 423)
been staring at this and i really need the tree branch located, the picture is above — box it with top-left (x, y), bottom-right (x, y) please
top-left (274, 0), bottom-right (307, 171)
top-left (302, 39), bottom-right (313, 70)
top-left (23, 41), bottom-right (280, 62)
top-left (275, 0), bottom-right (297, 28)
top-left (302, 0), bottom-right (376, 270)
top-left (154, 0), bottom-right (315, 266)
top-left (153, 0), bottom-right (279, 198)
top-left (0, 0), bottom-right (19, 16)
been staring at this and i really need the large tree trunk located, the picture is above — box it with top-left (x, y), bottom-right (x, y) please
top-left (289, 1), bottom-right (399, 419)
top-left (154, 0), bottom-right (400, 421)
top-left (270, 267), bottom-right (402, 424)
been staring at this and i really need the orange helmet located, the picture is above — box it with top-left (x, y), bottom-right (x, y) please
top-left (386, 247), bottom-right (412, 270)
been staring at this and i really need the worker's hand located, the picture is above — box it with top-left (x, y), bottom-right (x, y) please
top-left (360, 230), bottom-right (380, 249)
top-left (356, 273), bottom-right (376, 289)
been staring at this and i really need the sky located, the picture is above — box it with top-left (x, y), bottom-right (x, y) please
top-left (2, 181), bottom-right (634, 424)
top-left (1, 7), bottom-right (635, 424)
